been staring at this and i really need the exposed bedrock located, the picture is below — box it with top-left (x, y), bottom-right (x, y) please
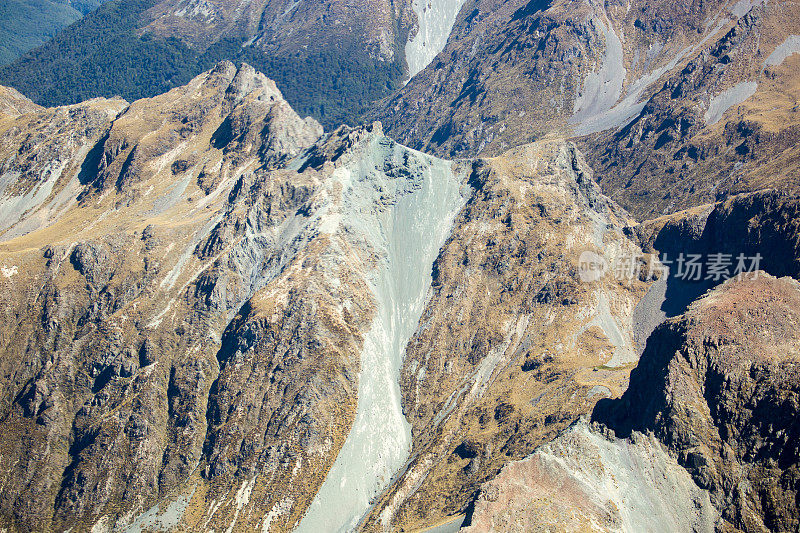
top-left (594, 273), bottom-right (800, 532)
top-left (625, 190), bottom-right (800, 348)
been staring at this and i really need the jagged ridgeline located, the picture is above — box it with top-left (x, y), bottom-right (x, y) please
top-left (2, 57), bottom-right (800, 531)
top-left (0, 0), bottom-right (405, 128)
top-left (0, 62), bottom-right (654, 531)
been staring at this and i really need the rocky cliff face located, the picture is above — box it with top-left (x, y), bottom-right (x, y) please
top-left (0, 61), bottom-right (339, 532)
top-left (464, 420), bottom-right (718, 532)
top-left (584, 0), bottom-right (800, 219)
top-left (360, 141), bottom-right (651, 530)
top-left (450, 184), bottom-right (800, 532)
top-left (463, 272), bottom-right (800, 533)
top-left (0, 63), bottom-right (657, 532)
top-left (626, 189), bottom-right (800, 324)
top-left (594, 273), bottom-right (800, 532)
top-left (372, 0), bottom-right (800, 222)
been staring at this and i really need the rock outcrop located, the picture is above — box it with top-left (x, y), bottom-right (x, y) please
top-left (0, 61), bottom-right (336, 532)
top-left (464, 272), bottom-right (800, 533)
top-left (0, 62), bottom-right (658, 532)
top-left (627, 189), bottom-right (800, 326)
top-left (373, 0), bottom-right (750, 158)
top-left (594, 273), bottom-right (800, 532)
top-left (463, 420), bottom-right (718, 532)
top-left (585, 1), bottom-right (800, 219)
top-left (360, 141), bottom-right (651, 530)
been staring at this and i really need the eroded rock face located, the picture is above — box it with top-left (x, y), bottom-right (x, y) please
top-left (0, 61), bottom-right (657, 532)
top-left (373, 0), bottom-right (750, 159)
top-left (464, 420), bottom-right (718, 532)
top-left (91, 61), bottom-right (322, 196)
top-left (628, 189), bottom-right (800, 322)
top-left (594, 273), bottom-right (800, 532)
top-left (585, 1), bottom-right (800, 219)
top-left (0, 86), bottom-right (40, 117)
top-left (0, 62), bottom-right (473, 532)
top-left (0, 96), bottom-right (126, 236)
top-left (0, 62), bottom-right (331, 532)
top-left (360, 141), bottom-right (651, 530)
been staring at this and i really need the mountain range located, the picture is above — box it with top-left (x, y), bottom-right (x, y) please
top-left (0, 0), bottom-right (798, 531)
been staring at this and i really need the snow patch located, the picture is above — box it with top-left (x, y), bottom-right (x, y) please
top-left (1, 265), bottom-right (17, 278)
top-left (405, 0), bottom-right (468, 78)
top-left (704, 81), bottom-right (758, 125)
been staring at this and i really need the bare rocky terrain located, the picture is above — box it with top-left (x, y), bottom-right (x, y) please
top-left (467, 267), bottom-right (800, 533)
top-left (373, 0), bottom-right (800, 220)
top-left (0, 62), bottom-right (650, 531)
top-left (594, 273), bottom-right (800, 532)
top-left (584, 0), bottom-right (800, 219)
top-left (1, 0), bottom-right (800, 527)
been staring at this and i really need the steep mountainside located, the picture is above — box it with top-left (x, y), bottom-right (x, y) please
top-left (593, 273), bottom-right (800, 532)
top-left (0, 62), bottom-right (335, 532)
top-left (0, 0), bottom-right (468, 128)
top-left (0, 63), bottom-right (659, 531)
top-left (372, 0), bottom-right (743, 157)
top-left (0, 0), bottom-right (108, 66)
top-left (360, 141), bottom-right (652, 530)
top-left (585, 0), bottom-right (800, 219)
top-left (456, 181), bottom-right (800, 532)
top-left (464, 420), bottom-right (718, 532)
top-left (372, 0), bottom-right (800, 220)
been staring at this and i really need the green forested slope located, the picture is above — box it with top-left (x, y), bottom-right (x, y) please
top-left (0, 0), bottom-right (404, 128)
top-left (0, 0), bottom-right (107, 66)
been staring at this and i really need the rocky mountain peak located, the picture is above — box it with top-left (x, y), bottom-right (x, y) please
top-left (0, 62), bottom-right (662, 531)
top-left (0, 62), bottom-right (323, 241)
top-left (1, 0), bottom-right (800, 527)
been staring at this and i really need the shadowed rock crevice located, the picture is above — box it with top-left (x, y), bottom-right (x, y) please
top-left (627, 190), bottom-right (800, 350)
